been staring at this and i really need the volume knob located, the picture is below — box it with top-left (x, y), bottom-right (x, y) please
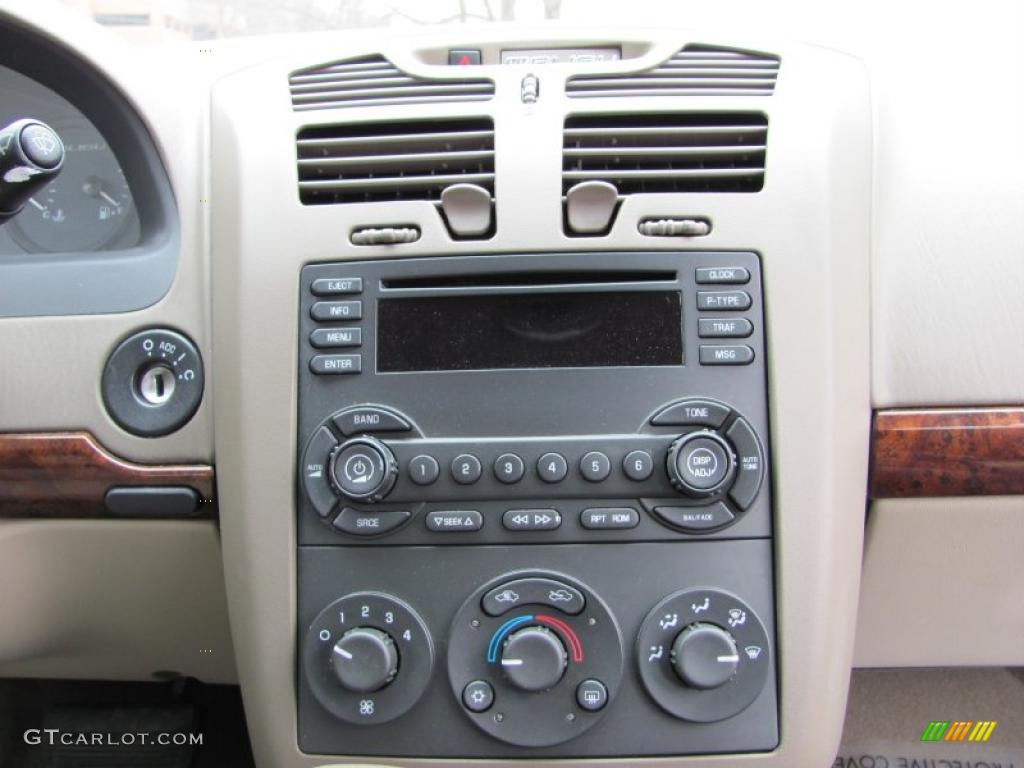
top-left (666, 431), bottom-right (736, 498)
top-left (329, 436), bottom-right (398, 503)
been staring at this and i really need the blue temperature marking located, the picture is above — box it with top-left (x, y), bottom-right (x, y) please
top-left (486, 615), bottom-right (534, 663)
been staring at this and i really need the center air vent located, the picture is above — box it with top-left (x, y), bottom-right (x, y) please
top-left (567, 45), bottom-right (779, 98)
top-left (289, 55), bottom-right (494, 111)
top-left (297, 118), bottom-right (495, 206)
top-left (562, 113), bottom-right (768, 195)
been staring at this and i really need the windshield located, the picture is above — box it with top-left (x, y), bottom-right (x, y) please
top-left (56, 0), bottom-right (641, 42)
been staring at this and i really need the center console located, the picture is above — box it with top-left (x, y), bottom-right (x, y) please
top-left (295, 251), bottom-right (776, 757)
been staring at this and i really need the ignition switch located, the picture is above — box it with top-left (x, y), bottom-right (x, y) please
top-left (102, 328), bottom-right (204, 436)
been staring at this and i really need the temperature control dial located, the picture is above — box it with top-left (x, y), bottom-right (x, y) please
top-left (500, 625), bottom-right (567, 692)
top-left (329, 436), bottom-right (398, 503)
top-left (448, 571), bottom-right (623, 748)
top-left (666, 431), bottom-right (736, 498)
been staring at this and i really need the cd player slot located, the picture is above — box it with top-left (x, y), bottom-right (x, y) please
top-left (380, 270), bottom-right (676, 291)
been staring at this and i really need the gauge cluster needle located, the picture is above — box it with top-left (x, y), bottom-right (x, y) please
top-left (28, 197), bottom-right (46, 211)
top-left (99, 190), bottom-right (122, 209)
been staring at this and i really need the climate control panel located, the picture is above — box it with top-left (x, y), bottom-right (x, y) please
top-left (298, 544), bottom-right (777, 758)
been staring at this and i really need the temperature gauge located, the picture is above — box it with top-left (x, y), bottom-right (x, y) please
top-left (9, 117), bottom-right (136, 252)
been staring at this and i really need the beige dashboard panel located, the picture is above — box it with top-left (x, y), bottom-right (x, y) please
top-left (0, 519), bottom-right (236, 683)
top-left (855, 497), bottom-right (1024, 668)
top-left (211, 28), bottom-right (870, 768)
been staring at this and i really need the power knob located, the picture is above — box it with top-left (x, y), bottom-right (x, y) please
top-left (331, 627), bottom-right (399, 693)
top-left (666, 431), bottom-right (736, 498)
top-left (329, 436), bottom-right (398, 503)
top-left (500, 625), bottom-right (567, 692)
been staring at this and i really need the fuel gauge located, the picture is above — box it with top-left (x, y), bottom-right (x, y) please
top-left (9, 118), bottom-right (136, 253)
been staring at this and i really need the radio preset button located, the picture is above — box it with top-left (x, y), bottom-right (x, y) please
top-left (697, 318), bottom-right (753, 339)
top-left (310, 354), bottom-right (362, 375)
top-left (581, 507), bottom-right (639, 530)
top-left (650, 399), bottom-right (730, 429)
top-left (494, 453), bottom-right (525, 484)
top-left (451, 454), bottom-right (483, 484)
top-left (623, 450), bottom-right (655, 481)
top-left (333, 406), bottom-right (411, 436)
top-left (311, 277), bottom-right (362, 296)
top-left (537, 452), bottom-right (568, 483)
top-left (503, 509), bottom-right (562, 531)
top-left (579, 451), bottom-right (611, 482)
top-left (311, 300), bottom-right (363, 321)
top-left (426, 510), bottom-right (483, 532)
top-left (409, 455), bottom-right (440, 486)
top-left (695, 267), bottom-right (750, 285)
top-left (310, 327), bottom-right (362, 349)
top-left (699, 345), bottom-right (754, 366)
top-left (696, 291), bottom-right (751, 311)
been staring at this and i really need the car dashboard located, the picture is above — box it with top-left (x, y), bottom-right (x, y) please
top-left (0, 2), bottom-right (1022, 767)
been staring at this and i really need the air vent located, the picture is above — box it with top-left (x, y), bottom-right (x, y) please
top-left (566, 45), bottom-right (779, 98)
top-left (562, 113), bottom-right (768, 194)
top-left (289, 55), bottom-right (494, 111)
top-left (297, 118), bottom-right (495, 206)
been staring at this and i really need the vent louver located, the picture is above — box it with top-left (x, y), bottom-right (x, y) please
top-left (289, 55), bottom-right (494, 111)
top-left (566, 45), bottom-right (779, 98)
top-left (297, 118), bottom-right (495, 205)
top-left (562, 113), bottom-right (768, 194)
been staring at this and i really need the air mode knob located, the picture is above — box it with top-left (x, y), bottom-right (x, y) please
top-left (671, 622), bottom-right (739, 690)
top-left (329, 436), bottom-right (398, 503)
top-left (331, 627), bottom-right (399, 693)
top-left (500, 626), bottom-right (568, 692)
top-left (666, 431), bottom-right (736, 498)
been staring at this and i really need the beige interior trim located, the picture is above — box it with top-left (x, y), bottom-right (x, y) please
top-left (0, 519), bottom-right (236, 683)
top-left (855, 497), bottom-right (1024, 668)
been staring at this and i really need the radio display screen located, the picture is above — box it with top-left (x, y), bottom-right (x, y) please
top-left (377, 291), bottom-right (682, 372)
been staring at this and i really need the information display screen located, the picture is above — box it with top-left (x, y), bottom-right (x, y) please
top-left (377, 291), bottom-right (682, 372)
top-left (499, 47), bottom-right (622, 65)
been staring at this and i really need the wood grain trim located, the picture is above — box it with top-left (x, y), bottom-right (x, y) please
top-left (0, 432), bottom-right (214, 518)
top-left (871, 408), bottom-right (1024, 498)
